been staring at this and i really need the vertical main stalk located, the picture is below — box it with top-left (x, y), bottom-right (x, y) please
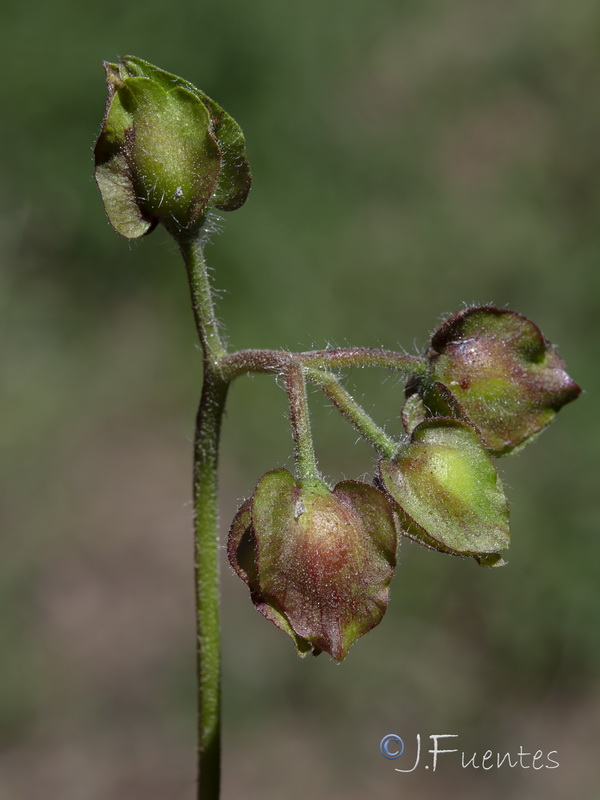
top-left (193, 367), bottom-right (228, 799)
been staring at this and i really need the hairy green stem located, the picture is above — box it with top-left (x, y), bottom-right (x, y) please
top-left (306, 367), bottom-right (399, 459)
top-left (193, 369), bottom-right (228, 799)
top-left (220, 347), bottom-right (426, 382)
top-left (299, 347), bottom-right (426, 373)
top-left (181, 236), bottom-right (228, 365)
top-left (181, 234), bottom-right (228, 800)
top-left (284, 364), bottom-right (321, 485)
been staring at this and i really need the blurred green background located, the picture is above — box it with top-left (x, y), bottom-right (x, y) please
top-left (1, 0), bottom-right (598, 798)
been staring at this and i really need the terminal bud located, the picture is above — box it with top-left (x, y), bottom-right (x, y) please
top-left (94, 55), bottom-right (251, 239)
top-left (378, 418), bottom-right (510, 562)
top-left (407, 306), bottom-right (581, 456)
top-left (228, 469), bottom-right (397, 661)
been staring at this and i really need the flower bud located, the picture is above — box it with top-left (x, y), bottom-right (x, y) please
top-left (94, 56), bottom-right (251, 239)
top-left (378, 418), bottom-right (510, 563)
top-left (406, 306), bottom-right (581, 456)
top-left (228, 469), bottom-right (397, 661)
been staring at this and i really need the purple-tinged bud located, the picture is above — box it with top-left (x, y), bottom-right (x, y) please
top-left (228, 469), bottom-right (397, 661)
top-left (378, 418), bottom-right (510, 564)
top-left (406, 306), bottom-right (581, 456)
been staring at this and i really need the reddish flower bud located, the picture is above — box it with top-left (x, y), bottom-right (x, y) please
top-left (378, 418), bottom-right (510, 563)
top-left (228, 470), bottom-right (397, 661)
top-left (406, 306), bottom-right (581, 455)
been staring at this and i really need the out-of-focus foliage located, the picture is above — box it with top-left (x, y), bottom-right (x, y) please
top-left (1, 0), bottom-right (598, 797)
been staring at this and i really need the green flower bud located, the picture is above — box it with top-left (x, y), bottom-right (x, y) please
top-left (405, 306), bottom-right (581, 456)
top-left (94, 56), bottom-right (251, 239)
top-left (227, 469), bottom-right (397, 661)
top-left (378, 418), bottom-right (510, 563)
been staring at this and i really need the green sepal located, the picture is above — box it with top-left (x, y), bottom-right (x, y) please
top-left (378, 418), bottom-right (510, 560)
top-left (228, 498), bottom-right (314, 657)
top-left (401, 392), bottom-right (427, 435)
top-left (94, 55), bottom-right (252, 239)
top-left (120, 56), bottom-right (252, 212)
top-left (94, 64), bottom-right (154, 238)
top-left (119, 76), bottom-right (221, 233)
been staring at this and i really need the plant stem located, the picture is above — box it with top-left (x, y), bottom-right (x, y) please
top-left (180, 236), bottom-right (228, 365)
top-left (220, 347), bottom-right (425, 382)
top-left (284, 364), bottom-right (321, 486)
top-left (180, 234), bottom-right (228, 800)
top-left (299, 347), bottom-right (426, 373)
top-left (193, 368), bottom-right (228, 799)
top-left (306, 367), bottom-right (399, 459)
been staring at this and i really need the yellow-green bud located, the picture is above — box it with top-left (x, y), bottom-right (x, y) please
top-left (94, 56), bottom-right (251, 239)
top-left (378, 418), bottom-right (510, 564)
